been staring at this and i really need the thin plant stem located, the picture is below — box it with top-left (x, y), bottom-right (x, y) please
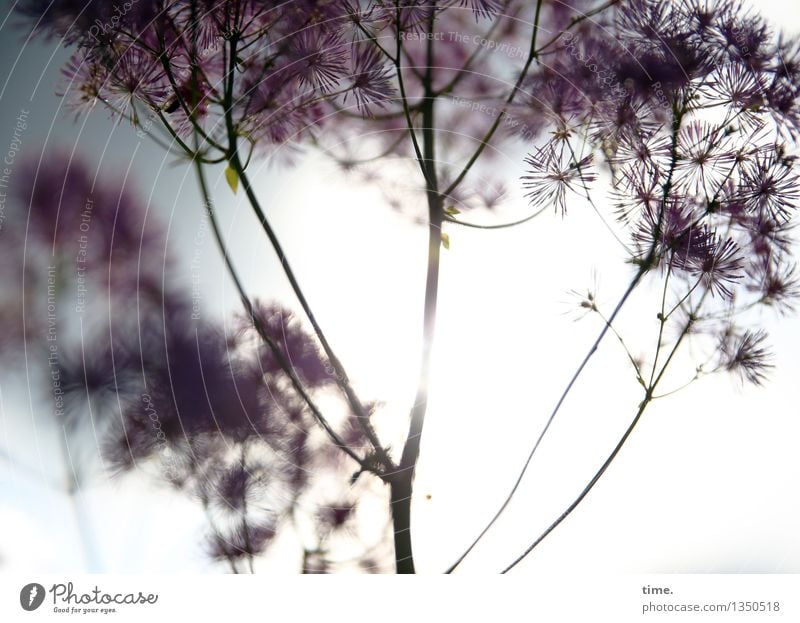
top-left (434, 0), bottom-right (517, 96)
top-left (444, 265), bottom-right (646, 573)
top-left (501, 319), bottom-right (695, 573)
top-left (239, 443), bottom-right (255, 573)
top-left (501, 224), bottom-right (725, 572)
top-left (444, 205), bottom-right (547, 229)
top-left (648, 261), bottom-right (675, 387)
top-left (442, 0), bottom-right (545, 199)
top-left (501, 396), bottom-right (649, 573)
top-left (191, 141), bottom-right (371, 472)
top-left (531, 0), bottom-right (621, 57)
top-left (220, 34), bottom-right (393, 472)
top-left (389, 2), bottom-right (444, 574)
top-left (446, 103), bottom-right (688, 573)
top-left (594, 308), bottom-right (647, 389)
top-left (393, 10), bottom-right (430, 187)
top-left (59, 426), bottom-right (101, 572)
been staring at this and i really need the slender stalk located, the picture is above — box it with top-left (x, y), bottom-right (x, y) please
top-left (322, 131), bottom-right (408, 168)
top-left (391, 181), bottom-right (442, 572)
top-left (434, 0), bottom-right (517, 97)
top-left (531, 0), bottom-right (621, 57)
top-left (393, 11), bottom-right (430, 187)
top-left (498, 117), bottom-right (757, 572)
top-left (594, 308), bottom-right (647, 389)
top-left (446, 100), bottom-right (688, 573)
top-left (444, 205), bottom-right (547, 229)
top-left (200, 494), bottom-right (239, 573)
top-left (501, 320), bottom-right (695, 572)
top-left (442, 0), bottom-right (545, 198)
top-left (444, 266), bottom-right (646, 573)
top-left (389, 4), bottom-right (443, 574)
top-left (501, 396), bottom-right (650, 573)
top-left (648, 261), bottom-right (675, 387)
top-left (59, 426), bottom-right (101, 572)
top-left (191, 143), bottom-right (371, 471)
top-left (564, 137), bottom-right (633, 254)
top-left (227, 155), bottom-right (392, 469)
top-left (239, 443), bottom-right (255, 573)
top-left (500, 201), bottom-right (726, 572)
top-left (221, 34), bottom-right (393, 471)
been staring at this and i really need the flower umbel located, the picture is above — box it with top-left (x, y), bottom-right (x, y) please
top-left (522, 142), bottom-right (595, 215)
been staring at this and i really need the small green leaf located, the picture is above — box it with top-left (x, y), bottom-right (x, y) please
top-left (224, 165), bottom-right (239, 194)
top-left (441, 232), bottom-right (450, 250)
top-left (445, 206), bottom-right (461, 216)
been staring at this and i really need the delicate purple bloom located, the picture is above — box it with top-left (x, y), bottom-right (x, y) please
top-left (522, 143), bottom-right (595, 215)
top-left (686, 234), bottom-right (743, 299)
top-left (104, 47), bottom-right (168, 116)
top-left (675, 120), bottom-right (734, 197)
top-left (58, 53), bottom-right (109, 117)
top-left (240, 302), bottom-right (332, 389)
top-left (721, 329), bottom-right (773, 386)
top-left (317, 501), bottom-right (357, 533)
top-left (612, 165), bottom-right (664, 222)
top-left (748, 261), bottom-right (800, 313)
top-left (633, 201), bottom-right (705, 269)
top-left (741, 152), bottom-right (800, 221)
top-left (209, 521), bottom-right (277, 561)
top-left (704, 63), bottom-right (766, 122)
top-left (743, 210), bottom-right (795, 261)
top-left (459, 0), bottom-right (503, 20)
top-left (346, 46), bottom-right (396, 115)
top-left (289, 29), bottom-right (349, 93)
top-left (613, 129), bottom-right (672, 172)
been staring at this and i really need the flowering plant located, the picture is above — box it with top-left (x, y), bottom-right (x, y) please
top-left (6, 0), bottom-right (800, 573)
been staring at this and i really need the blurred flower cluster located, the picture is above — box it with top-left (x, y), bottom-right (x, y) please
top-left (0, 151), bottom-right (386, 572)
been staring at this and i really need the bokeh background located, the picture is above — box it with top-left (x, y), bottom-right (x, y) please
top-left (1, 0), bottom-right (799, 574)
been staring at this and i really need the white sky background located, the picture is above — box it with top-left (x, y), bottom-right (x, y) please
top-left (1, 0), bottom-right (799, 575)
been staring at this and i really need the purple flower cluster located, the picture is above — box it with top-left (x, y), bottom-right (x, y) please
top-left (16, 1), bottom-right (548, 212)
top-left (0, 151), bottom-right (377, 571)
top-left (19, 0), bottom-right (404, 152)
top-left (520, 0), bottom-right (800, 384)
